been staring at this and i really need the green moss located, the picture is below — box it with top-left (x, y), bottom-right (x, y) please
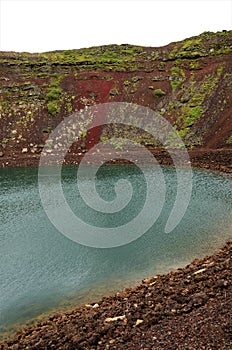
top-left (47, 101), bottom-right (61, 116)
top-left (109, 88), bottom-right (119, 96)
top-left (217, 66), bottom-right (224, 75)
top-left (158, 62), bottom-right (166, 71)
top-left (189, 93), bottom-right (205, 106)
top-left (42, 125), bottom-right (52, 133)
top-left (182, 38), bottom-right (202, 51)
top-left (226, 134), bottom-right (232, 144)
top-left (168, 30), bottom-right (232, 60)
top-left (66, 102), bottom-right (73, 113)
top-left (153, 89), bottom-right (166, 97)
top-left (201, 74), bottom-right (219, 92)
top-left (211, 47), bottom-right (232, 56)
top-left (37, 72), bottom-right (48, 78)
top-left (189, 61), bottom-right (200, 70)
top-left (46, 77), bottom-right (62, 115)
top-left (185, 106), bottom-right (202, 126)
top-left (123, 80), bottom-right (131, 86)
top-left (46, 86), bottom-right (62, 101)
top-left (170, 66), bottom-right (185, 91)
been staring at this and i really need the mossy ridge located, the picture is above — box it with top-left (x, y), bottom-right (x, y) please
top-left (167, 30), bottom-right (232, 60)
top-left (1, 30), bottom-right (231, 73)
top-left (0, 45), bottom-right (149, 72)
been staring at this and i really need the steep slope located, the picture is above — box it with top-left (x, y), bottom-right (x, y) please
top-left (0, 30), bottom-right (231, 166)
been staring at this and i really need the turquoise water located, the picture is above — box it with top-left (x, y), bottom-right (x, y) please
top-left (0, 165), bottom-right (231, 336)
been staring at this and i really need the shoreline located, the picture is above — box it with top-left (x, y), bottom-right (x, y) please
top-left (1, 240), bottom-right (231, 349)
top-left (0, 148), bottom-right (232, 174)
top-left (0, 148), bottom-right (231, 349)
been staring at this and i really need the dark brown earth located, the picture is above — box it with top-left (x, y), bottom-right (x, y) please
top-left (0, 148), bottom-right (231, 174)
top-left (0, 241), bottom-right (231, 350)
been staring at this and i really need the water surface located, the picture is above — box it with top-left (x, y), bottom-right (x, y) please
top-left (0, 165), bottom-right (231, 337)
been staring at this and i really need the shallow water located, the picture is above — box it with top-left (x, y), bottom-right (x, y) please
top-left (0, 165), bottom-right (231, 336)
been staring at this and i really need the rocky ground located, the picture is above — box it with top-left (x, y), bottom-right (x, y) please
top-left (0, 148), bottom-right (231, 174)
top-left (0, 241), bottom-right (231, 349)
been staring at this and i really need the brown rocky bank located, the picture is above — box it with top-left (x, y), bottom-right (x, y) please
top-left (0, 241), bottom-right (231, 349)
top-left (0, 30), bottom-right (232, 169)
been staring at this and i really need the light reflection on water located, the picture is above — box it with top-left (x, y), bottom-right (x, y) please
top-left (0, 165), bottom-right (231, 338)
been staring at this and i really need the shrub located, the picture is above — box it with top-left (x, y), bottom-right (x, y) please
top-left (47, 101), bottom-right (60, 116)
top-left (46, 87), bottom-right (62, 101)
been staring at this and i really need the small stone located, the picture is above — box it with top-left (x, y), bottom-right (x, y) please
top-left (22, 147), bottom-right (28, 153)
top-left (217, 279), bottom-right (229, 288)
top-left (0, 151), bottom-right (4, 157)
top-left (105, 315), bottom-right (126, 323)
top-left (193, 268), bottom-right (206, 275)
top-left (192, 292), bottom-right (207, 306)
top-left (154, 303), bottom-right (162, 312)
top-left (134, 319), bottom-right (143, 326)
top-left (92, 303), bottom-right (99, 308)
top-left (85, 303), bottom-right (99, 308)
top-left (85, 304), bottom-right (92, 308)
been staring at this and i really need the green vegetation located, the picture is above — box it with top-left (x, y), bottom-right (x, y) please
top-left (42, 125), bottom-right (52, 134)
top-left (189, 61), bottom-right (201, 70)
top-left (168, 30), bottom-right (232, 60)
top-left (226, 134), bottom-right (232, 144)
top-left (217, 66), bottom-right (224, 75)
top-left (158, 62), bottom-right (166, 71)
top-left (109, 87), bottom-right (119, 96)
top-left (47, 102), bottom-right (60, 116)
top-left (46, 77), bottom-right (62, 116)
top-left (185, 106), bottom-right (202, 127)
top-left (153, 89), bottom-right (166, 97)
top-left (123, 80), bottom-right (131, 86)
top-left (0, 30), bottom-right (231, 152)
top-left (166, 69), bottom-right (224, 143)
top-left (170, 66), bottom-right (186, 91)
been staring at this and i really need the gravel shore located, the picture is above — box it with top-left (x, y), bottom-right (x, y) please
top-left (1, 240), bottom-right (231, 349)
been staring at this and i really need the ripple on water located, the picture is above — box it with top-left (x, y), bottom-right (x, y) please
top-left (0, 166), bottom-right (231, 339)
